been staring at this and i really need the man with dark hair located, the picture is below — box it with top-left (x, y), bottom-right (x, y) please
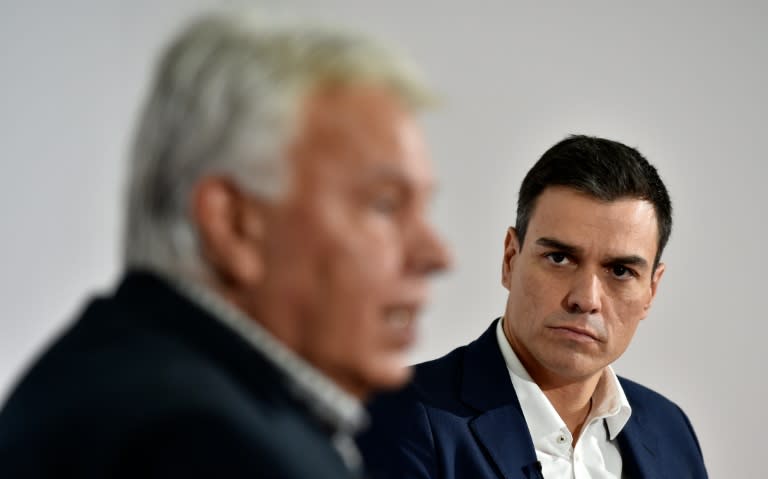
top-left (359, 135), bottom-right (708, 478)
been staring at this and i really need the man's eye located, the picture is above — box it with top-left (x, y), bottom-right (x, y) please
top-left (611, 265), bottom-right (634, 279)
top-left (546, 253), bottom-right (570, 265)
top-left (371, 196), bottom-right (400, 214)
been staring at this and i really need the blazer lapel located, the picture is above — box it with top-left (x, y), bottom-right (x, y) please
top-left (461, 320), bottom-right (542, 479)
top-left (617, 410), bottom-right (660, 479)
top-left (469, 407), bottom-right (542, 479)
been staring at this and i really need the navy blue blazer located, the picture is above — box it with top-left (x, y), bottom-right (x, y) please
top-left (359, 319), bottom-right (708, 479)
top-left (0, 272), bottom-right (356, 479)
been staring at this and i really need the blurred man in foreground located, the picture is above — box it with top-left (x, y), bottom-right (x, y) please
top-left (0, 11), bottom-right (450, 478)
top-left (359, 135), bottom-right (708, 478)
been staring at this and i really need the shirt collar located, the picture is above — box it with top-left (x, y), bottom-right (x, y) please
top-left (168, 274), bottom-right (368, 437)
top-left (591, 364), bottom-right (632, 440)
top-left (495, 318), bottom-right (631, 442)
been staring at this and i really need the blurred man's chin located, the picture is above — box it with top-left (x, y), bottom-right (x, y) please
top-left (362, 360), bottom-right (414, 397)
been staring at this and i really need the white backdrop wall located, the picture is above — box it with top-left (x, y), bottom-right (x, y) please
top-left (2, 1), bottom-right (765, 476)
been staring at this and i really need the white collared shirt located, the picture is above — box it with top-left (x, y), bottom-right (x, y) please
top-left (495, 319), bottom-right (632, 479)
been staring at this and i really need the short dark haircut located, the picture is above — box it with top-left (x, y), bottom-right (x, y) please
top-left (515, 134), bottom-right (672, 269)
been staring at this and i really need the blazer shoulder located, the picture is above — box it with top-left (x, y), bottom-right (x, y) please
top-left (617, 375), bottom-right (706, 457)
top-left (365, 343), bottom-right (468, 416)
top-left (618, 375), bottom-right (684, 413)
top-left (411, 346), bottom-right (467, 396)
top-left (359, 350), bottom-right (472, 479)
top-left (1, 287), bottom-right (293, 439)
top-left (617, 376), bottom-right (708, 477)
top-left (0, 289), bottom-right (351, 478)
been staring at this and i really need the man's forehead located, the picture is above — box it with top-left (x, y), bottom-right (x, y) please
top-left (530, 187), bottom-right (658, 224)
top-left (290, 85), bottom-right (433, 185)
top-left (526, 187), bottom-right (659, 255)
top-left (294, 87), bottom-right (403, 150)
top-left (301, 85), bottom-right (408, 128)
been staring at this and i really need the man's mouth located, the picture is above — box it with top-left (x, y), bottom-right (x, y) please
top-left (383, 305), bottom-right (421, 347)
top-left (548, 325), bottom-right (602, 342)
top-left (385, 308), bottom-right (413, 330)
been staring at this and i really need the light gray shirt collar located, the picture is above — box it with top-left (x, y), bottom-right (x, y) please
top-left (166, 274), bottom-right (368, 441)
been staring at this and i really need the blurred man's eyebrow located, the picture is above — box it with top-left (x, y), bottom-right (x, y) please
top-left (364, 165), bottom-right (436, 193)
top-left (369, 168), bottom-right (407, 183)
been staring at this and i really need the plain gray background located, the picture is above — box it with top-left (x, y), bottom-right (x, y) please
top-left (2, 1), bottom-right (765, 476)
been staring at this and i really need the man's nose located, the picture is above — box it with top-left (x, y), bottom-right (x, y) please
top-left (565, 270), bottom-right (603, 314)
top-left (406, 218), bottom-right (452, 275)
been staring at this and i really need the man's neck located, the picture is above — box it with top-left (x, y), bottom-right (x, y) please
top-left (501, 318), bottom-right (602, 443)
top-left (539, 375), bottom-right (600, 443)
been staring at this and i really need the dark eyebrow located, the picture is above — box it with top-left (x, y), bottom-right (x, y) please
top-left (607, 255), bottom-right (649, 269)
top-left (535, 237), bottom-right (581, 255)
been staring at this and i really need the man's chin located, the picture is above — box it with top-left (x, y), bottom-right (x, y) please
top-left (358, 362), bottom-right (414, 400)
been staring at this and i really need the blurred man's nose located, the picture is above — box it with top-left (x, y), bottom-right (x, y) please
top-left (565, 271), bottom-right (602, 314)
top-left (406, 218), bottom-right (452, 275)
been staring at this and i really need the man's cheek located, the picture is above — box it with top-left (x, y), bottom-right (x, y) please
top-left (339, 240), bottom-right (402, 286)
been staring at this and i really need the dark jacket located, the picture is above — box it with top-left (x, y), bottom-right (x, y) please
top-left (0, 271), bottom-right (356, 478)
top-left (358, 319), bottom-right (708, 479)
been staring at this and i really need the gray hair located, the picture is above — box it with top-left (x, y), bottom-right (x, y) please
top-left (123, 11), bottom-right (434, 279)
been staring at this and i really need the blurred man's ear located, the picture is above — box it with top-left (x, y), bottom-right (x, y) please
top-left (192, 176), bottom-right (266, 287)
top-left (501, 227), bottom-right (520, 290)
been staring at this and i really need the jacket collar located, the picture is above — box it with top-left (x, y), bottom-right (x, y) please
top-left (616, 381), bottom-right (661, 479)
top-left (460, 318), bottom-right (542, 479)
top-left (459, 318), bottom-right (660, 479)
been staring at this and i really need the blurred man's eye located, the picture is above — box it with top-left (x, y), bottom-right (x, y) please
top-left (370, 193), bottom-right (403, 214)
top-left (368, 187), bottom-right (406, 215)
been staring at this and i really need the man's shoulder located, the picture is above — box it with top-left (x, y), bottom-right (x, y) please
top-left (0, 278), bottom-right (351, 478)
top-left (0, 273), bottom-right (306, 439)
top-left (1, 298), bottom-right (278, 428)
top-left (372, 320), bottom-right (504, 413)
top-left (616, 374), bottom-right (704, 450)
top-left (615, 375), bottom-right (707, 476)
top-left (617, 375), bottom-right (686, 416)
top-left (411, 344), bottom-right (468, 394)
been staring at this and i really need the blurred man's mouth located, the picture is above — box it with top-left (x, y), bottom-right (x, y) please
top-left (386, 308), bottom-right (411, 329)
top-left (383, 305), bottom-right (419, 347)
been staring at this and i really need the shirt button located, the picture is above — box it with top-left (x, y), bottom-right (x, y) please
top-left (557, 435), bottom-right (567, 444)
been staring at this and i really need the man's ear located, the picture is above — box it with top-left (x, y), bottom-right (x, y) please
top-left (501, 227), bottom-right (520, 290)
top-left (642, 262), bottom-right (666, 315)
top-left (192, 176), bottom-right (267, 287)
top-left (649, 261), bottom-right (666, 301)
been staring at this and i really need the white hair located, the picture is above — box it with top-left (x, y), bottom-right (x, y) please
top-left (123, 10), bottom-right (434, 279)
